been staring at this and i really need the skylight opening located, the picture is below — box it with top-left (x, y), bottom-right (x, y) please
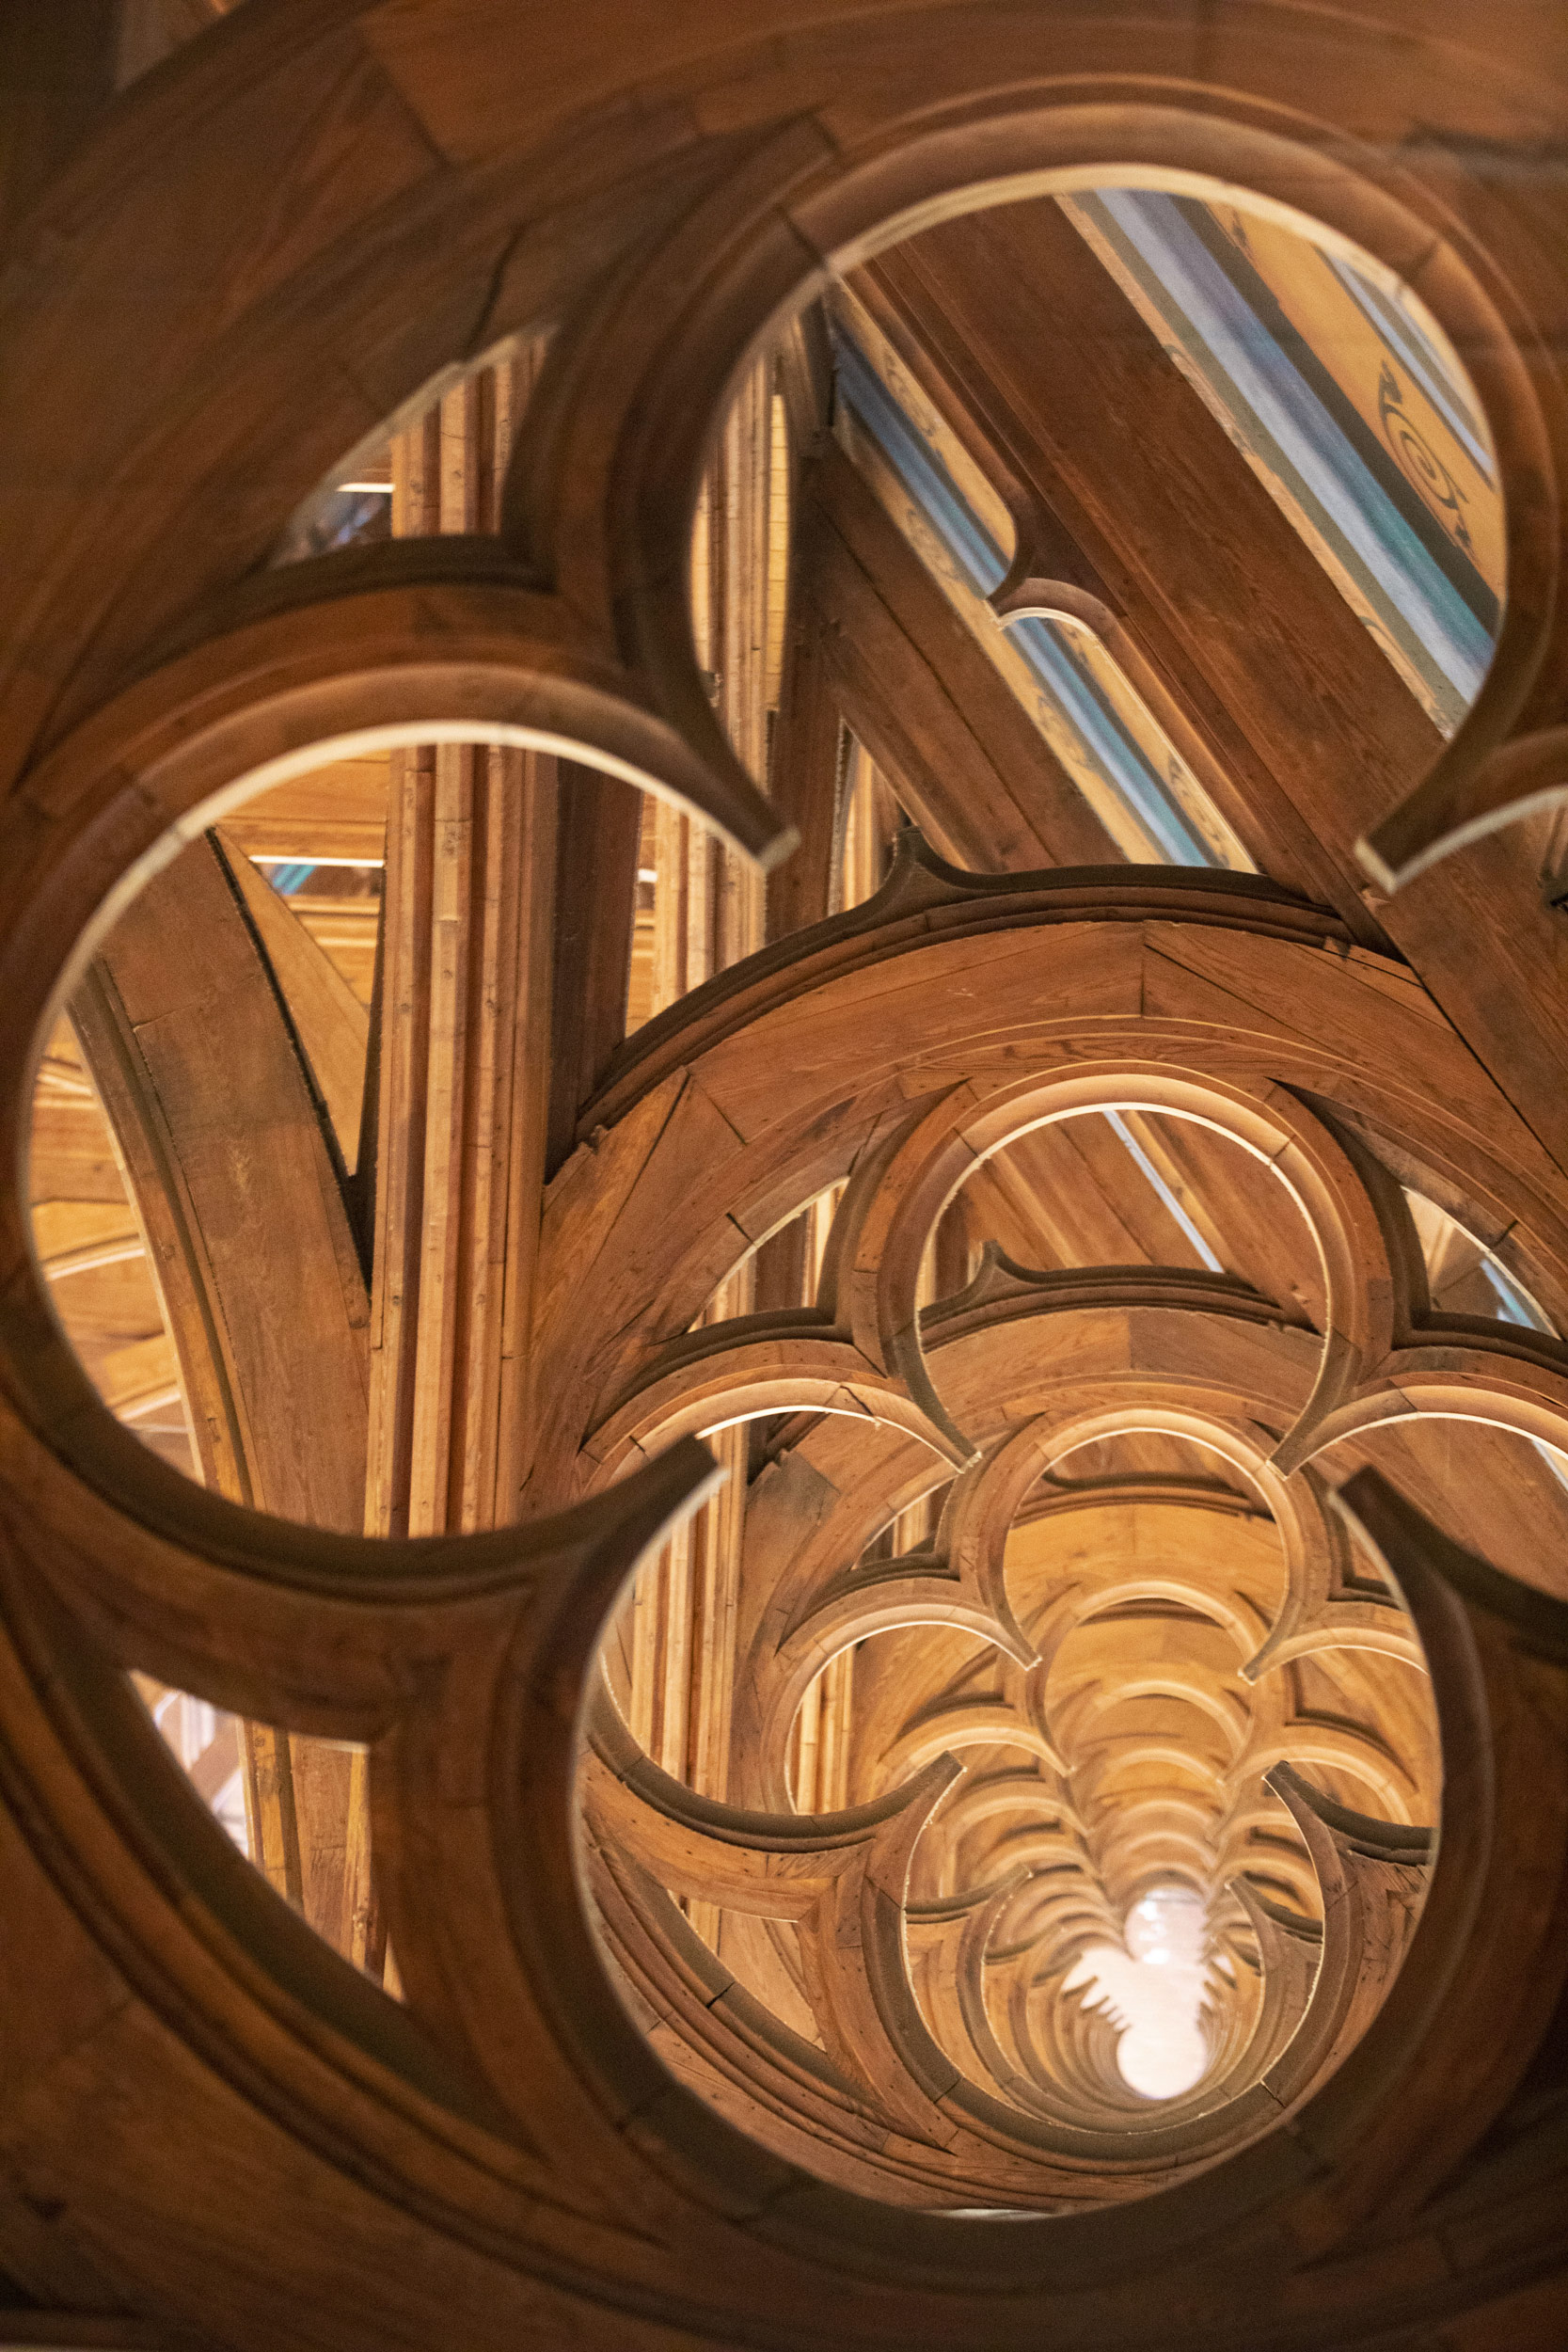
top-left (827, 295), bottom-right (1248, 870)
top-left (1066, 1883), bottom-right (1213, 2100)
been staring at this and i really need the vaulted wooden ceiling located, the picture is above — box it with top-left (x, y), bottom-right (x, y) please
top-left (4, 4), bottom-right (1568, 2348)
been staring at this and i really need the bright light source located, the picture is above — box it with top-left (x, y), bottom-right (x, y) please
top-left (1064, 1883), bottom-right (1212, 2101)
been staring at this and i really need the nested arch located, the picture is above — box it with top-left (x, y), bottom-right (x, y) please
top-left (3, 5), bottom-right (1568, 2348)
top-left (537, 880), bottom-right (1554, 2223)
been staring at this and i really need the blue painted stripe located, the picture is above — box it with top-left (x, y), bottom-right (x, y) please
top-left (1324, 255), bottom-right (1495, 485)
top-left (1092, 193), bottom-right (1494, 725)
top-left (1481, 1255), bottom-right (1545, 1332)
top-left (1009, 620), bottom-right (1208, 866)
top-left (832, 326), bottom-right (1213, 866)
top-left (1476, 1257), bottom-right (1568, 1490)
top-left (1103, 1109), bottom-right (1225, 1271)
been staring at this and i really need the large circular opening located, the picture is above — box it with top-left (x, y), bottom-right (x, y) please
top-left (27, 166), bottom-right (1519, 2195)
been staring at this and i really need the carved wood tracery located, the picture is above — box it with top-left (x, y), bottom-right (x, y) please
top-left (4, 4), bottom-right (1568, 2346)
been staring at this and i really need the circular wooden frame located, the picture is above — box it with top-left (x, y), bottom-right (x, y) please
top-left (3, 6), bottom-right (1568, 2345)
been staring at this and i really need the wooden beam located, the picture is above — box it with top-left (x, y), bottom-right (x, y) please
top-left (864, 205), bottom-right (1568, 1179)
top-left (71, 833), bottom-right (372, 1954)
top-left (765, 459), bottom-right (846, 940)
top-left (215, 832), bottom-right (372, 1170)
top-left (803, 440), bottom-right (1120, 875)
top-left (546, 761), bottom-right (641, 1176)
top-left (366, 741), bottom-right (556, 1538)
top-left (858, 224), bottom-right (1395, 931)
top-left (72, 835), bottom-right (370, 1527)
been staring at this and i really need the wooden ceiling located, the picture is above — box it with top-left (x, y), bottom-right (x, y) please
top-left (3, 3), bottom-right (1568, 2348)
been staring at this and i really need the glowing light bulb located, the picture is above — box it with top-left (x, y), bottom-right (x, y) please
top-left (1066, 1884), bottom-right (1212, 2101)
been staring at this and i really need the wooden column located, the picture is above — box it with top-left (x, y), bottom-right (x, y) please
top-left (365, 735), bottom-right (556, 1541)
top-left (367, 345), bottom-right (558, 1544)
top-left (617, 362), bottom-right (783, 1951)
top-left (546, 763), bottom-right (642, 1175)
top-left (837, 739), bottom-right (903, 912)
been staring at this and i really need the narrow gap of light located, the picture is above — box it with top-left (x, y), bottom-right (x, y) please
top-left (119, 1387), bottom-right (183, 1417)
top-left (1102, 1108), bottom-right (1225, 1272)
top-left (44, 1243), bottom-right (146, 1280)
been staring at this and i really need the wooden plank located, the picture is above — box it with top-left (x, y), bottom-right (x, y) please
top-left (217, 756), bottom-right (390, 866)
top-left (215, 832), bottom-right (371, 1169)
top-left (546, 762), bottom-right (642, 1176)
top-left (869, 204), bottom-right (1568, 1180)
top-left (805, 443), bottom-right (1117, 872)
top-left (74, 834), bottom-right (371, 1529)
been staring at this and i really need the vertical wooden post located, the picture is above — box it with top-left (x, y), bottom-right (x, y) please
top-left (243, 1723), bottom-right (304, 1910)
top-left (625, 358), bottom-right (792, 1948)
top-left (352, 342), bottom-right (560, 1971)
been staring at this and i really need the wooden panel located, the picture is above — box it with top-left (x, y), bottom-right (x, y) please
top-left (218, 756), bottom-right (390, 866)
top-left (73, 834), bottom-right (370, 1529)
top-left (216, 833), bottom-right (372, 1170)
top-left (546, 762), bottom-right (642, 1176)
top-left (805, 442), bottom-right (1118, 873)
top-left (867, 208), bottom-right (1568, 1178)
